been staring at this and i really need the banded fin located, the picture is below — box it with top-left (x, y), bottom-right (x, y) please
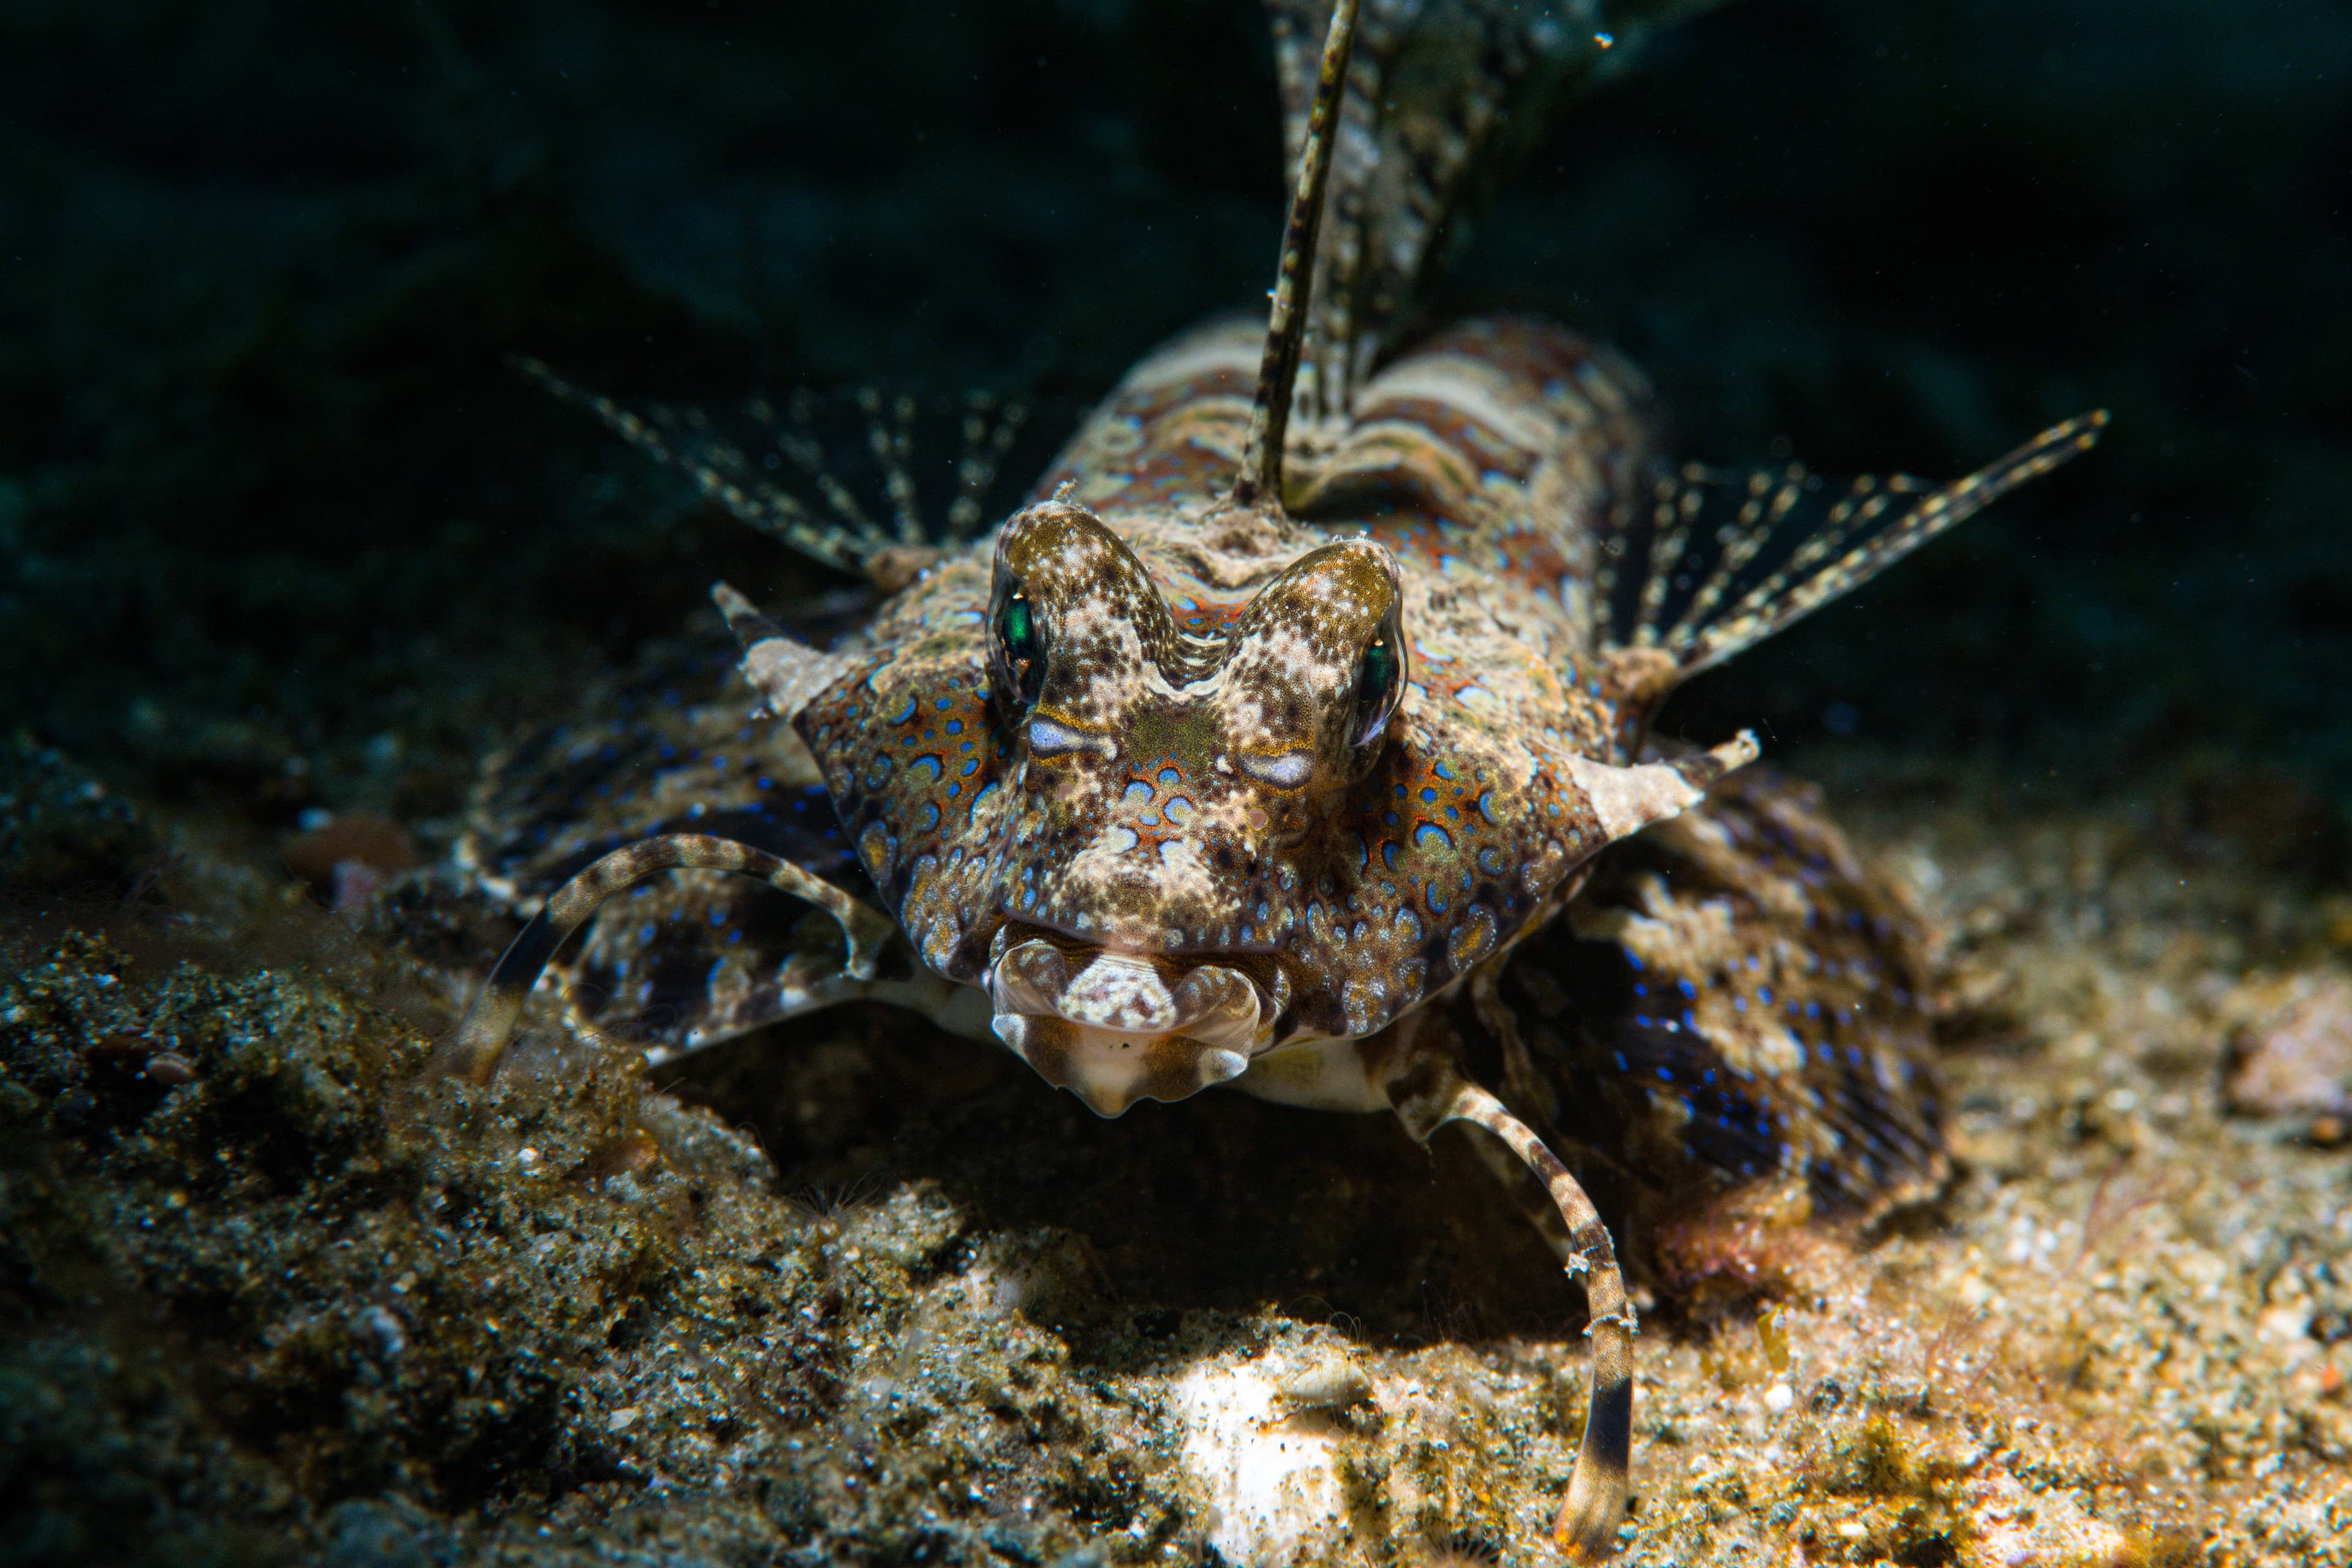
top-left (1265, 0), bottom-right (1728, 418)
top-left (1596, 410), bottom-right (2108, 679)
top-left (453, 640), bottom-right (889, 1061)
top-left (437, 831), bottom-right (899, 1084)
top-left (1382, 1057), bottom-right (1635, 1561)
top-left (514, 356), bottom-right (1049, 580)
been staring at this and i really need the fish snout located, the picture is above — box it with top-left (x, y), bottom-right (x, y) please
top-left (986, 937), bottom-right (1275, 1115)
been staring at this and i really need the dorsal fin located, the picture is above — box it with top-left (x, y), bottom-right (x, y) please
top-left (1232, 0), bottom-right (1360, 511)
top-left (1264, 0), bottom-right (1728, 421)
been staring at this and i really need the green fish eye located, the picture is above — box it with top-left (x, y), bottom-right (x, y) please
top-left (995, 590), bottom-right (1047, 710)
top-left (1351, 633), bottom-right (1401, 748)
top-left (1001, 593), bottom-right (1035, 655)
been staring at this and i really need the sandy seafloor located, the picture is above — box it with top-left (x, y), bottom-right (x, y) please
top-left (4, 726), bottom-right (2349, 1568)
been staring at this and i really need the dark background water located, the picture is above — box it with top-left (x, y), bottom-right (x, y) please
top-left (4, 0), bottom-right (2347, 840)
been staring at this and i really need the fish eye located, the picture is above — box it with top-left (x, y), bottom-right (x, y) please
top-left (1348, 624), bottom-right (1404, 749)
top-left (991, 585), bottom-right (1049, 717)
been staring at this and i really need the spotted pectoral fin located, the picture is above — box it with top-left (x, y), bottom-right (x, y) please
top-left (1503, 764), bottom-right (1950, 1268)
top-left (443, 638), bottom-right (924, 1065)
top-left (551, 864), bottom-right (992, 1068)
top-left (540, 863), bottom-right (866, 1065)
top-left (460, 635), bottom-right (854, 900)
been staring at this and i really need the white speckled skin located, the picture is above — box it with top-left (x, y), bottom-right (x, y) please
top-left (780, 314), bottom-right (1751, 1115)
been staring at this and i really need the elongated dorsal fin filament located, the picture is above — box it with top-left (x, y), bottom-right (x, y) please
top-left (1232, 0), bottom-right (1359, 512)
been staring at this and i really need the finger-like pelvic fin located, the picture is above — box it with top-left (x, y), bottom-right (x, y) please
top-left (1386, 1060), bottom-right (1634, 1562)
top-left (434, 832), bottom-right (896, 1084)
top-left (712, 581), bottom-right (857, 722)
top-left (1568, 730), bottom-right (1758, 846)
top-left (1232, 0), bottom-right (1359, 510)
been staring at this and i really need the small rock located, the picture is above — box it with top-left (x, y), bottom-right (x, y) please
top-left (321, 1498), bottom-right (443, 1568)
top-left (144, 1050), bottom-right (197, 1085)
top-left (356, 1305), bottom-right (407, 1362)
top-left (2225, 968), bottom-right (2352, 1122)
top-left (283, 810), bottom-right (418, 908)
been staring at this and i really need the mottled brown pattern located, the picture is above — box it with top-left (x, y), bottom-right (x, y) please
top-left (787, 310), bottom-right (1749, 1079)
top-left (444, 3), bottom-right (2105, 1556)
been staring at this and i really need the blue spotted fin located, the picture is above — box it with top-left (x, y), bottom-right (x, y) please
top-left (1265, 0), bottom-right (1731, 416)
top-left (513, 357), bottom-right (1058, 581)
top-left (457, 641), bottom-right (886, 1060)
top-left (1477, 763), bottom-right (1950, 1257)
top-left (1598, 412), bottom-right (2109, 678)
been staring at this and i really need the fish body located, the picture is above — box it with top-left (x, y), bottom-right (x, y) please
top-left (788, 312), bottom-right (1704, 1118)
top-left (442, 3), bottom-right (2101, 1555)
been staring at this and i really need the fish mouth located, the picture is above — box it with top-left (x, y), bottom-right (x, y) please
top-left (986, 930), bottom-right (1284, 1117)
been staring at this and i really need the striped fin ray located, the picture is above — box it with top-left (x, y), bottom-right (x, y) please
top-left (1602, 410), bottom-right (2108, 677)
top-left (514, 356), bottom-right (1036, 578)
top-left (435, 831), bottom-right (897, 1084)
top-left (1265, 0), bottom-right (1732, 418)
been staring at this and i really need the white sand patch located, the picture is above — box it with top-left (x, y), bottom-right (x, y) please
top-left (1170, 1354), bottom-right (1354, 1567)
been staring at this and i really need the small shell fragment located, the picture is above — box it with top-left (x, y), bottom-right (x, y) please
top-left (1273, 1351), bottom-right (1373, 1412)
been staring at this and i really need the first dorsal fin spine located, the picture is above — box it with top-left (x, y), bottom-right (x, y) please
top-left (1232, 0), bottom-right (1360, 513)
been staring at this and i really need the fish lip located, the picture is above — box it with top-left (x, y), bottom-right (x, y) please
top-left (984, 934), bottom-right (1278, 1116)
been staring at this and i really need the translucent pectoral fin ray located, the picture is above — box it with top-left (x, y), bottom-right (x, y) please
top-left (512, 355), bottom-right (1033, 579)
top-left (1600, 410), bottom-right (2108, 679)
top-left (436, 832), bottom-right (897, 1084)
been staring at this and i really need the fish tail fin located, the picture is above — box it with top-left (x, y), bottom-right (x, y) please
top-left (1596, 410), bottom-right (2108, 679)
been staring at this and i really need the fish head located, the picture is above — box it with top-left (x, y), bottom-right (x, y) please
top-left (794, 498), bottom-right (1747, 1115)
